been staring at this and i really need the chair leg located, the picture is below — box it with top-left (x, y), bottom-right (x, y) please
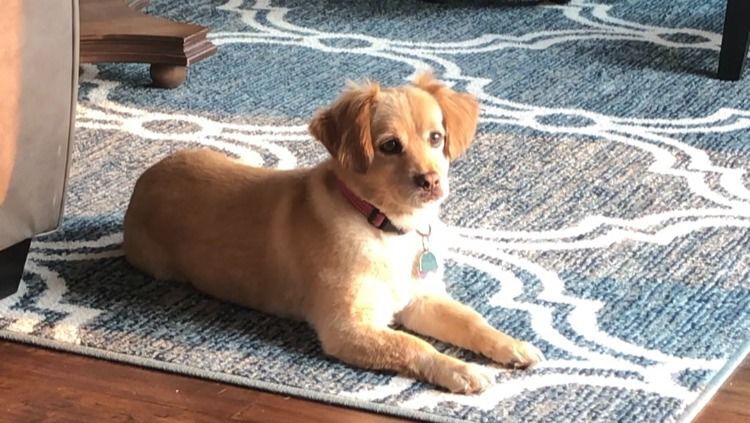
top-left (0, 239), bottom-right (31, 299)
top-left (718, 0), bottom-right (750, 81)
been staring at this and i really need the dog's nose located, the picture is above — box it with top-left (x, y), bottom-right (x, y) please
top-left (414, 172), bottom-right (440, 191)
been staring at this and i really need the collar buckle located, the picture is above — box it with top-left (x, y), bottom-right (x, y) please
top-left (338, 178), bottom-right (406, 235)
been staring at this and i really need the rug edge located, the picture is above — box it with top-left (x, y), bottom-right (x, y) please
top-left (0, 330), bottom-right (464, 423)
top-left (676, 338), bottom-right (750, 423)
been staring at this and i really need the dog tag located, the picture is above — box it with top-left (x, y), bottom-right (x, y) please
top-left (419, 250), bottom-right (438, 277)
top-left (416, 225), bottom-right (438, 278)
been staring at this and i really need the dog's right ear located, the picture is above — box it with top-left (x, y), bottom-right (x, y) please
top-left (309, 81), bottom-right (379, 173)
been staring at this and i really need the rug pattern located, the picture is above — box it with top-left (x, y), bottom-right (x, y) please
top-left (2, 1), bottom-right (750, 422)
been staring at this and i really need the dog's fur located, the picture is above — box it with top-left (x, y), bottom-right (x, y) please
top-left (123, 73), bottom-right (543, 394)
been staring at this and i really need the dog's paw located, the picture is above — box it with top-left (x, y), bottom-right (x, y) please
top-left (436, 362), bottom-right (495, 394)
top-left (490, 340), bottom-right (545, 369)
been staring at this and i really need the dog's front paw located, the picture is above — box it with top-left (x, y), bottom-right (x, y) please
top-left (490, 340), bottom-right (545, 369)
top-left (435, 362), bottom-right (494, 394)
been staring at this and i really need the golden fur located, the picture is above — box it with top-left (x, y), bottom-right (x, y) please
top-left (123, 73), bottom-right (543, 393)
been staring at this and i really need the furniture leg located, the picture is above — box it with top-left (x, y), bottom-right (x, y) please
top-left (0, 239), bottom-right (31, 299)
top-left (718, 0), bottom-right (750, 81)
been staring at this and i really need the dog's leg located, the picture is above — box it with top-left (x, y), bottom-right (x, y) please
top-left (318, 324), bottom-right (494, 393)
top-left (397, 295), bottom-right (544, 368)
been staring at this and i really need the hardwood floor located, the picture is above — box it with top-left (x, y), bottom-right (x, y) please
top-left (0, 341), bottom-right (408, 423)
top-left (694, 352), bottom-right (750, 423)
top-left (0, 340), bottom-right (747, 422)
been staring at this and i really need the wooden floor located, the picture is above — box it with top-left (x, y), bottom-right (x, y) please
top-left (0, 340), bottom-right (747, 422)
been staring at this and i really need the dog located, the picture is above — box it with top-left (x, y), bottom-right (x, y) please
top-left (123, 73), bottom-right (543, 394)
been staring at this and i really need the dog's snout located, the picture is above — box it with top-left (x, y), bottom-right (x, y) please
top-left (414, 172), bottom-right (440, 191)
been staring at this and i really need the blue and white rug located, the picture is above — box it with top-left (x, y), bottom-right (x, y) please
top-left (2, 1), bottom-right (750, 421)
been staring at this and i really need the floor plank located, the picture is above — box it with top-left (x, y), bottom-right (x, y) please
top-left (0, 340), bottom-right (747, 422)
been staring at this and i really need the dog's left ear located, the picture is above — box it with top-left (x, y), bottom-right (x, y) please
top-left (413, 72), bottom-right (479, 161)
top-left (309, 81), bottom-right (379, 173)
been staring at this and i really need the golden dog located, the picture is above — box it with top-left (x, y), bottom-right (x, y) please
top-left (123, 73), bottom-right (543, 393)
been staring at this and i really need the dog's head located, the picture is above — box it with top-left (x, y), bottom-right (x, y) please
top-left (309, 73), bottom-right (479, 218)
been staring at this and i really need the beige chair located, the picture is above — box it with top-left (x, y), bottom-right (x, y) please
top-left (0, 0), bottom-right (79, 298)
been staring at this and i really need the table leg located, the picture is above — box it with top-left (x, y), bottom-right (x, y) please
top-left (718, 0), bottom-right (750, 81)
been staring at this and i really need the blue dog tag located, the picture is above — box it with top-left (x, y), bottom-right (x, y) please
top-left (419, 250), bottom-right (438, 277)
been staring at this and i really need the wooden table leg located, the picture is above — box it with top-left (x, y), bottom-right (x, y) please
top-left (718, 0), bottom-right (750, 81)
top-left (79, 0), bottom-right (217, 88)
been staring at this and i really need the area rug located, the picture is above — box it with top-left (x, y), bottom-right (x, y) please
top-left (2, 0), bottom-right (750, 421)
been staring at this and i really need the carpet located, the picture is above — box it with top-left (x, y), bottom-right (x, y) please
top-left (2, 0), bottom-right (750, 421)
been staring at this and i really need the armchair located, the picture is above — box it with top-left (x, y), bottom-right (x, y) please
top-left (0, 0), bottom-right (79, 298)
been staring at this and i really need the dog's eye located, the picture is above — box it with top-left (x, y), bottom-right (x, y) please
top-left (429, 132), bottom-right (444, 147)
top-left (379, 138), bottom-right (403, 154)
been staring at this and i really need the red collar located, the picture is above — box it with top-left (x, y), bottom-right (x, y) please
top-left (337, 179), bottom-right (406, 235)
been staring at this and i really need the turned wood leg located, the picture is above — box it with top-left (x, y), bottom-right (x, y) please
top-left (718, 0), bottom-right (750, 81)
top-left (150, 65), bottom-right (187, 89)
top-left (0, 239), bottom-right (31, 299)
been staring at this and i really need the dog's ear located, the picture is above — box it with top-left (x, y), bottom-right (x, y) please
top-left (309, 81), bottom-right (379, 173)
top-left (413, 72), bottom-right (479, 161)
